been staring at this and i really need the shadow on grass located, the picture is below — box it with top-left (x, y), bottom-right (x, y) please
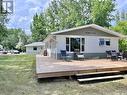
top-left (37, 76), bottom-right (75, 83)
top-left (37, 76), bottom-right (124, 85)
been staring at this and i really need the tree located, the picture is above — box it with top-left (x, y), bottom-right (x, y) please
top-left (111, 21), bottom-right (127, 51)
top-left (115, 10), bottom-right (127, 23)
top-left (31, 13), bottom-right (47, 41)
top-left (31, 0), bottom-right (115, 41)
top-left (0, 14), bottom-right (9, 42)
top-left (115, 11), bottom-right (120, 23)
top-left (16, 30), bottom-right (28, 51)
top-left (119, 39), bottom-right (127, 51)
top-left (1, 29), bottom-right (28, 51)
top-left (111, 21), bottom-right (127, 35)
top-left (1, 29), bottom-right (19, 50)
top-left (91, 0), bottom-right (115, 27)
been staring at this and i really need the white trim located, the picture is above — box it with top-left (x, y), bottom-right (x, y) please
top-left (25, 42), bottom-right (45, 47)
top-left (99, 38), bottom-right (111, 47)
top-left (57, 35), bottom-right (119, 39)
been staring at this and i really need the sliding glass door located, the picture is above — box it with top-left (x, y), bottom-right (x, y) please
top-left (70, 38), bottom-right (80, 52)
top-left (66, 37), bottom-right (85, 52)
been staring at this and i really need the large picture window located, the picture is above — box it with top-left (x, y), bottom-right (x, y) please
top-left (70, 38), bottom-right (80, 52)
top-left (66, 37), bottom-right (85, 52)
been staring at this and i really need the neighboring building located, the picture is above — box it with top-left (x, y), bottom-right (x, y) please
top-left (25, 42), bottom-right (45, 54)
top-left (43, 24), bottom-right (125, 59)
top-left (0, 45), bottom-right (3, 51)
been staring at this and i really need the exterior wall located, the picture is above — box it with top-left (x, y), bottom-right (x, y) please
top-left (85, 36), bottom-right (119, 53)
top-left (26, 46), bottom-right (43, 54)
top-left (45, 41), bottom-right (51, 56)
top-left (55, 35), bottom-right (119, 59)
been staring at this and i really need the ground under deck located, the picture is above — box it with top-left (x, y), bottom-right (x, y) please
top-left (36, 55), bottom-right (127, 78)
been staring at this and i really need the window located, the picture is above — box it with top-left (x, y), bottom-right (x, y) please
top-left (81, 38), bottom-right (85, 51)
top-left (70, 38), bottom-right (80, 52)
top-left (66, 38), bottom-right (69, 44)
top-left (66, 37), bottom-right (85, 52)
top-left (106, 39), bottom-right (110, 46)
top-left (99, 38), bottom-right (110, 46)
top-left (99, 38), bottom-right (105, 46)
top-left (66, 38), bottom-right (69, 51)
top-left (33, 47), bottom-right (37, 51)
top-left (82, 38), bottom-right (85, 44)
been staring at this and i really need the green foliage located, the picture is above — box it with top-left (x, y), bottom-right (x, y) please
top-left (31, 0), bottom-right (115, 41)
top-left (1, 29), bottom-right (19, 50)
top-left (119, 39), bottom-right (127, 51)
top-left (31, 13), bottom-right (47, 42)
top-left (111, 21), bottom-right (127, 35)
top-left (0, 25), bottom-right (8, 42)
top-left (111, 21), bottom-right (127, 51)
top-left (91, 0), bottom-right (115, 27)
top-left (1, 29), bottom-right (28, 51)
top-left (0, 14), bottom-right (9, 42)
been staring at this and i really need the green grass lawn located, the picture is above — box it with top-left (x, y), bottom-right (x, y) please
top-left (1, 55), bottom-right (127, 95)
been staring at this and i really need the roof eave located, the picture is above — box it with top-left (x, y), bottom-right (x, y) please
top-left (91, 25), bottom-right (124, 38)
top-left (43, 34), bottom-right (52, 43)
top-left (51, 24), bottom-right (124, 38)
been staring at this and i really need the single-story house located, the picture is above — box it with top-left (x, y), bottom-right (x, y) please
top-left (25, 42), bottom-right (45, 54)
top-left (0, 45), bottom-right (3, 51)
top-left (43, 24), bottom-right (125, 59)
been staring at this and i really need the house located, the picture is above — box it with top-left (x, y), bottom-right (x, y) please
top-left (43, 24), bottom-right (125, 59)
top-left (25, 42), bottom-right (45, 54)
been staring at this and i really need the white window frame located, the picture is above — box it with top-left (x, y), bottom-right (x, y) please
top-left (99, 38), bottom-right (111, 46)
top-left (66, 37), bottom-right (85, 53)
top-left (105, 39), bottom-right (110, 46)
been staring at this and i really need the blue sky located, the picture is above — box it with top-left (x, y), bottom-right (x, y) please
top-left (7, 0), bottom-right (127, 35)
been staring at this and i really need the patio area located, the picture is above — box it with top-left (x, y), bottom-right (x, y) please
top-left (36, 55), bottom-right (127, 79)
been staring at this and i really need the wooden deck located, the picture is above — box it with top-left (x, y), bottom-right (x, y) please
top-left (36, 55), bottom-right (127, 78)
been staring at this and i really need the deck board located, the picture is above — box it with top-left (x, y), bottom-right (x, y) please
top-left (36, 55), bottom-right (127, 78)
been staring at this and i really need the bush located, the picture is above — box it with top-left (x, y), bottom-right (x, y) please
top-left (119, 39), bottom-right (127, 51)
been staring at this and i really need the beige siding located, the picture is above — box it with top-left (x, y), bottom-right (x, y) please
top-left (56, 35), bottom-right (119, 53)
top-left (56, 27), bottom-right (117, 37)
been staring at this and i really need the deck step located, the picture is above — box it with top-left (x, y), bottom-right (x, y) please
top-left (76, 71), bottom-right (120, 76)
top-left (77, 75), bottom-right (123, 82)
top-left (76, 71), bottom-right (121, 79)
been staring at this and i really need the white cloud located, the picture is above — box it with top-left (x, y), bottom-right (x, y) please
top-left (25, 0), bottom-right (42, 5)
top-left (29, 7), bottom-right (41, 14)
top-left (7, 0), bottom-right (52, 35)
top-left (30, 19), bottom-right (33, 23)
top-left (18, 16), bottom-right (27, 22)
top-left (26, 0), bottom-right (52, 8)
